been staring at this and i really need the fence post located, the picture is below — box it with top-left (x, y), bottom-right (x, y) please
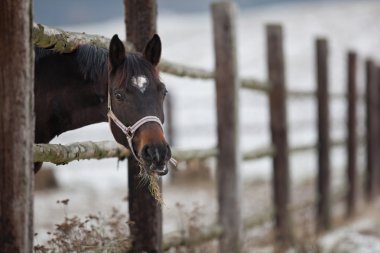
top-left (346, 51), bottom-right (357, 217)
top-left (0, 0), bottom-right (34, 251)
top-left (378, 67), bottom-right (380, 194)
top-left (365, 60), bottom-right (379, 201)
top-left (316, 38), bottom-right (331, 231)
top-left (124, 1), bottom-right (163, 252)
top-left (366, 60), bottom-right (380, 201)
top-left (266, 24), bottom-right (292, 245)
top-left (165, 94), bottom-right (178, 182)
top-left (211, 2), bottom-right (242, 252)
top-left (165, 93), bottom-right (175, 146)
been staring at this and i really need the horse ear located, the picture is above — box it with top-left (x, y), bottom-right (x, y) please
top-left (109, 34), bottom-right (125, 70)
top-left (143, 34), bottom-right (161, 66)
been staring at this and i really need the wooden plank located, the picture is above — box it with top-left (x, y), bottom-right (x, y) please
top-left (124, 0), bottom-right (163, 252)
top-left (266, 24), bottom-right (292, 244)
top-left (365, 60), bottom-right (379, 201)
top-left (346, 51), bottom-right (357, 217)
top-left (316, 38), bottom-right (331, 231)
top-left (211, 2), bottom-right (242, 252)
top-left (0, 0), bottom-right (34, 251)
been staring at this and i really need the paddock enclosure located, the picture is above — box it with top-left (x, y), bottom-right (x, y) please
top-left (2, 0), bottom-right (380, 252)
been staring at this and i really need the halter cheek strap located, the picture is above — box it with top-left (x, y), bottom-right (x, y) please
top-left (107, 92), bottom-right (177, 167)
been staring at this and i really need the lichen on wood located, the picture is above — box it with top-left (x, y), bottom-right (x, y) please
top-left (33, 141), bottom-right (130, 165)
top-left (32, 23), bottom-right (134, 53)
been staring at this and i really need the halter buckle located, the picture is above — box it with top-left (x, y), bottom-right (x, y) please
top-left (126, 127), bottom-right (133, 138)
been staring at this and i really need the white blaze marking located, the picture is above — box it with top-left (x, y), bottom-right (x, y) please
top-left (131, 75), bottom-right (148, 93)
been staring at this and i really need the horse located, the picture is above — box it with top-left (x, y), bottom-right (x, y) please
top-left (34, 34), bottom-right (173, 176)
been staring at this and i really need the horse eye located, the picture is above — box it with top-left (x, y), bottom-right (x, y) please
top-left (115, 93), bottom-right (123, 101)
top-left (163, 88), bottom-right (168, 97)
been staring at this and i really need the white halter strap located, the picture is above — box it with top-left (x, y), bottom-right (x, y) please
top-left (107, 92), bottom-right (177, 167)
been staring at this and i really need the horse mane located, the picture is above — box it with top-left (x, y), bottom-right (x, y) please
top-left (35, 45), bottom-right (108, 82)
top-left (35, 45), bottom-right (157, 84)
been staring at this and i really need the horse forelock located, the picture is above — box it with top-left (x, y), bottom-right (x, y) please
top-left (117, 53), bottom-right (159, 89)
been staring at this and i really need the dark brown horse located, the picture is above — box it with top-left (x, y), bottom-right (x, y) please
top-left (34, 34), bottom-right (172, 175)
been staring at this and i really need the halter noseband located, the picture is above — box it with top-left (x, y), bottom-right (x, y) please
top-left (107, 92), bottom-right (177, 168)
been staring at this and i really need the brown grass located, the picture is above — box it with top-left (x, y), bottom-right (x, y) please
top-left (34, 200), bottom-right (131, 253)
top-left (34, 172), bottom-right (373, 252)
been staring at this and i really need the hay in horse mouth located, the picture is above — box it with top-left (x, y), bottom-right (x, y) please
top-left (149, 163), bottom-right (169, 176)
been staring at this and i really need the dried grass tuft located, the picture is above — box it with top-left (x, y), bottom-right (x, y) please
top-left (148, 173), bottom-right (163, 205)
top-left (137, 164), bottom-right (164, 204)
top-left (34, 203), bottom-right (131, 253)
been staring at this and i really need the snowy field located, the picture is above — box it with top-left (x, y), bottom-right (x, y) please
top-left (34, 0), bottom-right (380, 249)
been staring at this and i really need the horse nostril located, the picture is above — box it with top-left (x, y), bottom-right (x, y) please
top-left (151, 148), bottom-right (160, 163)
top-left (141, 144), bottom-right (169, 165)
top-left (142, 145), bottom-right (151, 161)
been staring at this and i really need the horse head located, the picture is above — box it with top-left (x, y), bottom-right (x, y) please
top-left (107, 34), bottom-right (172, 176)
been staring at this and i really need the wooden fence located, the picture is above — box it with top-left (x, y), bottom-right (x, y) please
top-left (30, 1), bottom-right (380, 252)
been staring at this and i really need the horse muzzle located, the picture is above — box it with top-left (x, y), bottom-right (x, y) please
top-left (140, 142), bottom-right (171, 176)
top-left (107, 104), bottom-right (176, 176)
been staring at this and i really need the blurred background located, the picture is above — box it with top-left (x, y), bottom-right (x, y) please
top-left (35, 0), bottom-right (326, 26)
top-left (33, 0), bottom-right (380, 251)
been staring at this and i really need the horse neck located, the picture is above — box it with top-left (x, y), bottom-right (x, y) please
top-left (63, 78), bottom-right (109, 130)
top-left (35, 67), bottom-right (109, 143)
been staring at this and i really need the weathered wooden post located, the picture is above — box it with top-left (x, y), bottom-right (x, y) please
top-left (266, 24), bottom-right (292, 245)
top-left (165, 93), bottom-right (178, 182)
top-left (316, 38), bottom-right (331, 231)
top-left (346, 51), bottom-right (357, 217)
top-left (165, 93), bottom-right (175, 147)
top-left (378, 67), bottom-right (380, 194)
top-left (124, 0), bottom-right (163, 252)
top-left (365, 60), bottom-right (379, 201)
top-left (212, 2), bottom-right (242, 252)
top-left (0, 0), bottom-right (34, 252)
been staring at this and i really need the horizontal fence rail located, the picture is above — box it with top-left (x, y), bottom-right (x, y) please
top-left (33, 137), bottom-right (364, 165)
top-left (33, 141), bottom-right (130, 165)
top-left (32, 23), bottom-right (351, 99)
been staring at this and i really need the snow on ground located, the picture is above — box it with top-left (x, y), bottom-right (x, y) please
top-left (34, 0), bottom-right (380, 246)
top-left (319, 204), bottom-right (380, 253)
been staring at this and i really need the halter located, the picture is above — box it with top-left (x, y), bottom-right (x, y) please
top-left (107, 92), bottom-right (177, 169)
